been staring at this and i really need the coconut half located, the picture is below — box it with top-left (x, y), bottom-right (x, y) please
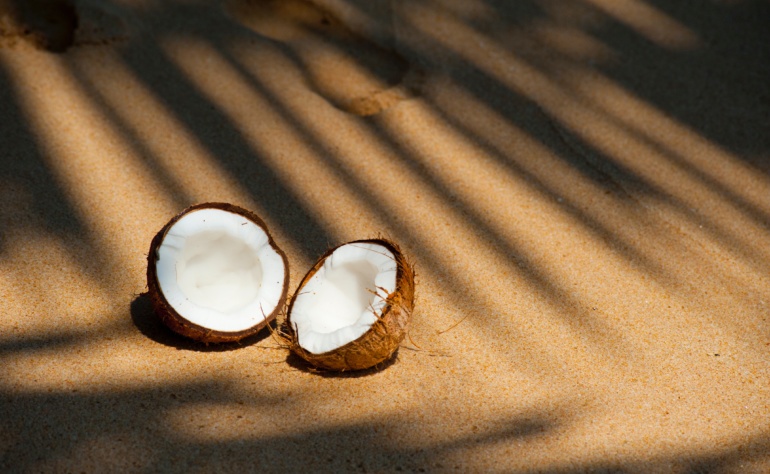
top-left (147, 203), bottom-right (289, 343)
top-left (285, 239), bottom-right (415, 371)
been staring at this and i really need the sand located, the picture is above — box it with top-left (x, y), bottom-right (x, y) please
top-left (0, 0), bottom-right (768, 472)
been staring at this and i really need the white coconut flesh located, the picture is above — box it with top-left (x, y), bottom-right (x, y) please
top-left (154, 208), bottom-right (286, 333)
top-left (291, 242), bottom-right (398, 354)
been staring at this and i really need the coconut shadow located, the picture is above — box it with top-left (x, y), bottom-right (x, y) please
top-left (130, 293), bottom-right (272, 352)
top-left (284, 349), bottom-right (399, 378)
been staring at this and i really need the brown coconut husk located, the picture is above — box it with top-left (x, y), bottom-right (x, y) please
top-left (284, 239), bottom-right (415, 371)
top-left (146, 202), bottom-right (289, 344)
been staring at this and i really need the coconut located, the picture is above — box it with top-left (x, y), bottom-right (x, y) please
top-left (285, 239), bottom-right (415, 371)
top-left (147, 203), bottom-right (289, 343)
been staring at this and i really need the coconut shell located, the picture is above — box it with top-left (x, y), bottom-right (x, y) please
top-left (146, 202), bottom-right (289, 343)
top-left (285, 239), bottom-right (415, 371)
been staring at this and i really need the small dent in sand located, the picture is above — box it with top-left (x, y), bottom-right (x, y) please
top-left (225, 0), bottom-right (422, 116)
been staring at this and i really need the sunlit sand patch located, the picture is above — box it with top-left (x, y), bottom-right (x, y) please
top-left (0, 230), bottom-right (116, 335)
top-left (164, 403), bottom-right (286, 443)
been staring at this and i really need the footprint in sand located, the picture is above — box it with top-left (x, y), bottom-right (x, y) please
top-left (0, 0), bottom-right (77, 51)
top-left (0, 0), bottom-right (130, 52)
top-left (225, 0), bottom-right (422, 116)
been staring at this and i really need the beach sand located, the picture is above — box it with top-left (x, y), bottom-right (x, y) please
top-left (1, 0), bottom-right (769, 471)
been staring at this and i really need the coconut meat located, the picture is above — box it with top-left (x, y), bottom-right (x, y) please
top-left (155, 208), bottom-right (286, 333)
top-left (291, 242), bottom-right (397, 354)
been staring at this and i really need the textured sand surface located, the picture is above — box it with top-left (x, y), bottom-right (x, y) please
top-left (1, 0), bottom-right (769, 472)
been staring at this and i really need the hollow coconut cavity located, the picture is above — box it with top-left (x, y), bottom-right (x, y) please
top-left (286, 239), bottom-right (415, 371)
top-left (147, 203), bottom-right (289, 343)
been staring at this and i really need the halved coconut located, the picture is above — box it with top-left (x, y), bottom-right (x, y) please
top-left (147, 203), bottom-right (289, 343)
top-left (285, 239), bottom-right (415, 371)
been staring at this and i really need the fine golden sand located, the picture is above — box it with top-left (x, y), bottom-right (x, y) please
top-left (1, 0), bottom-right (769, 472)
